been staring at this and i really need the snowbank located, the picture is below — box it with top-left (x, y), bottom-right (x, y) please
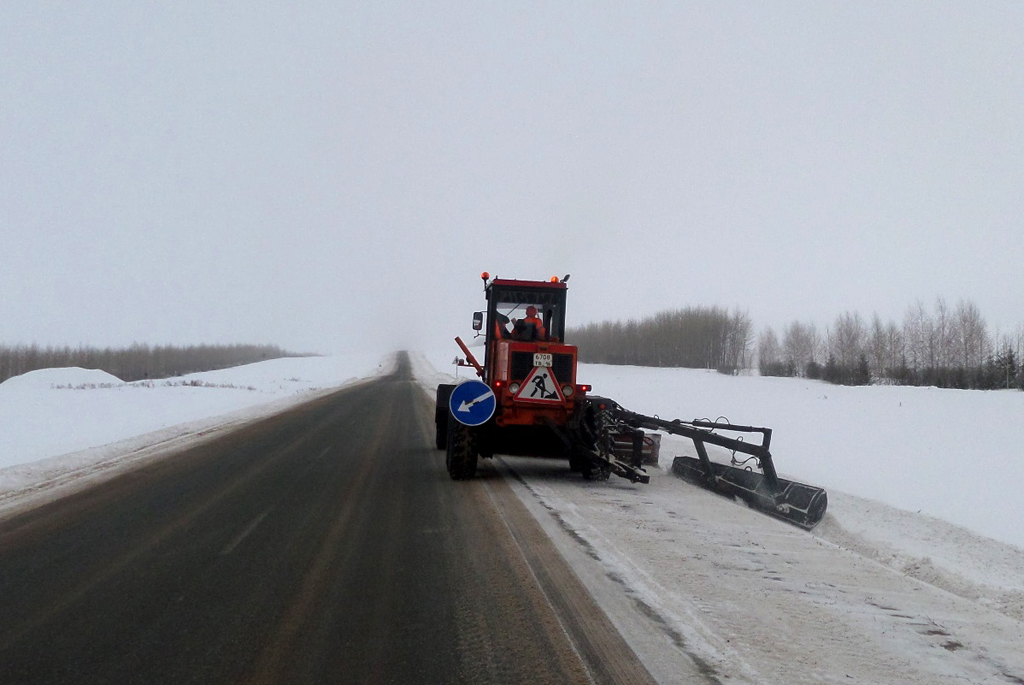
top-left (0, 354), bottom-right (394, 513)
top-left (0, 367), bottom-right (123, 390)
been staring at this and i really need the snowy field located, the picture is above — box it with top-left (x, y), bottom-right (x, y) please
top-left (2, 351), bottom-right (1023, 683)
top-left (575, 363), bottom-right (1024, 550)
top-left (0, 353), bottom-right (393, 514)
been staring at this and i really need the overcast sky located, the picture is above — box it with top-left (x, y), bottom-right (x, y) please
top-left (3, 2), bottom-right (1022, 356)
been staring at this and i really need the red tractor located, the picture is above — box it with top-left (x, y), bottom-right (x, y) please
top-left (434, 273), bottom-right (645, 482)
top-left (435, 273), bottom-right (828, 529)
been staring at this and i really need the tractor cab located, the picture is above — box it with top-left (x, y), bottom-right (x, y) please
top-left (468, 275), bottom-right (582, 427)
top-left (483, 278), bottom-right (566, 355)
top-left (484, 284), bottom-right (566, 344)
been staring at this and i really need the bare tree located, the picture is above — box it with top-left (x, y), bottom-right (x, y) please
top-left (932, 296), bottom-right (958, 368)
top-left (829, 311), bottom-right (866, 370)
top-left (782, 321), bottom-right (818, 376)
top-left (902, 300), bottom-right (930, 373)
top-left (869, 313), bottom-right (888, 379)
top-left (953, 299), bottom-right (989, 369)
top-left (885, 320), bottom-right (904, 379)
top-left (757, 327), bottom-right (783, 375)
top-left (725, 309), bottom-right (754, 372)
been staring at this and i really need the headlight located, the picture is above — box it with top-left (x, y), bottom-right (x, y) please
top-left (509, 383), bottom-right (520, 394)
top-left (562, 384), bottom-right (574, 397)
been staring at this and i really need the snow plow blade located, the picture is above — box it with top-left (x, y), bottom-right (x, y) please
top-left (671, 457), bottom-right (828, 530)
top-left (593, 400), bottom-right (828, 530)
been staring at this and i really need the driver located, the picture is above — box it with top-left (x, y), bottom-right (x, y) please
top-left (513, 306), bottom-right (546, 341)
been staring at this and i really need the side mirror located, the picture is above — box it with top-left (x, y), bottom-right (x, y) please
top-left (472, 312), bottom-right (483, 331)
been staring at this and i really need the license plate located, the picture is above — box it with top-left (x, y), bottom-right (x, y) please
top-left (533, 353), bottom-right (553, 368)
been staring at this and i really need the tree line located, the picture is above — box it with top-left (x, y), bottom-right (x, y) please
top-left (569, 306), bottom-right (753, 373)
top-left (758, 298), bottom-right (1024, 390)
top-left (566, 297), bottom-right (1023, 392)
top-left (0, 343), bottom-right (308, 385)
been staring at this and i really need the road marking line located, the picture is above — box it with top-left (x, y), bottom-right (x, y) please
top-left (221, 511), bottom-right (270, 556)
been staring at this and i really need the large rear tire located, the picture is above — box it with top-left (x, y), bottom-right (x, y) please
top-left (445, 414), bottom-right (478, 480)
top-left (568, 451), bottom-right (588, 472)
top-left (582, 459), bottom-right (611, 481)
top-left (435, 385), bottom-right (456, 450)
top-left (435, 417), bottom-right (448, 451)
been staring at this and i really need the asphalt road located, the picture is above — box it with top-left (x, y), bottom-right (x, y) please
top-left (0, 354), bottom-right (655, 685)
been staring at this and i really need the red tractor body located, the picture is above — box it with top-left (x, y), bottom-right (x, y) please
top-left (480, 278), bottom-right (585, 428)
top-left (436, 276), bottom-right (601, 470)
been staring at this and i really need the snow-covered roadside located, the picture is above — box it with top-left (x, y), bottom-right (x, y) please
top-left (503, 461), bottom-right (1024, 684)
top-left (570, 362), bottom-right (1024, 628)
top-left (0, 353), bottom-right (394, 517)
top-left (411, 353), bottom-right (1024, 683)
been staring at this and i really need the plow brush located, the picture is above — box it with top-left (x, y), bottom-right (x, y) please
top-left (603, 403), bottom-right (828, 530)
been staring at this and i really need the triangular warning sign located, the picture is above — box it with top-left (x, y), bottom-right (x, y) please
top-left (513, 366), bottom-right (565, 403)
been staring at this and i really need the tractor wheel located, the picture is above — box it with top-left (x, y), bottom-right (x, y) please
top-left (435, 415), bottom-right (448, 450)
top-left (435, 385), bottom-right (455, 450)
top-left (445, 414), bottom-right (478, 480)
top-left (582, 459), bottom-right (611, 481)
top-left (568, 451), bottom-right (588, 472)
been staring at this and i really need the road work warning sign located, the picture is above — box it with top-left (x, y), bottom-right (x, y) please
top-left (514, 366), bottom-right (565, 403)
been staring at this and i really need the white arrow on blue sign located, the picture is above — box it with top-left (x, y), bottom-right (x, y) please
top-left (449, 380), bottom-right (496, 427)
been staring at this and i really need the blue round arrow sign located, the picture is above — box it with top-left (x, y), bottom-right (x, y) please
top-left (449, 380), bottom-right (496, 427)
